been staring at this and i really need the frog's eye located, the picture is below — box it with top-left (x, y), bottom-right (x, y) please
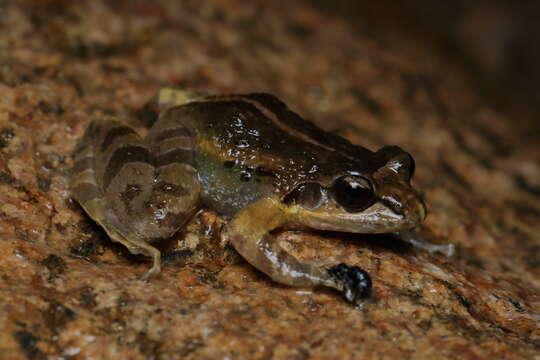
top-left (386, 152), bottom-right (415, 181)
top-left (283, 182), bottom-right (326, 210)
top-left (376, 146), bottom-right (415, 181)
top-left (331, 176), bottom-right (376, 212)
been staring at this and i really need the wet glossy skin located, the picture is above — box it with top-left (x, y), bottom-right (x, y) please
top-left (70, 88), bottom-right (427, 304)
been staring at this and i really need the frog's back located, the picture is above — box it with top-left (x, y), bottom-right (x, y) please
top-left (153, 93), bottom-right (386, 217)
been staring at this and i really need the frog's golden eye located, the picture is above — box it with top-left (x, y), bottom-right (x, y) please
top-left (331, 176), bottom-right (376, 212)
top-left (283, 182), bottom-right (326, 210)
top-left (376, 146), bottom-right (415, 181)
top-left (387, 152), bottom-right (415, 181)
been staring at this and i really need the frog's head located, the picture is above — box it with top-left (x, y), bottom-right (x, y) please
top-left (283, 146), bottom-right (426, 233)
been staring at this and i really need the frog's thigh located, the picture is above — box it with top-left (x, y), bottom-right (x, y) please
top-left (71, 116), bottom-right (163, 276)
top-left (72, 116), bottom-right (199, 278)
top-left (226, 198), bottom-right (337, 288)
top-left (103, 123), bottom-right (199, 277)
top-left (143, 111), bottom-right (201, 231)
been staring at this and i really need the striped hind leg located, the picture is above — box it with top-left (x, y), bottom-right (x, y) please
top-left (70, 116), bottom-right (199, 279)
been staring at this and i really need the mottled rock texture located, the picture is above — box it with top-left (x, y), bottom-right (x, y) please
top-left (0, 1), bottom-right (539, 359)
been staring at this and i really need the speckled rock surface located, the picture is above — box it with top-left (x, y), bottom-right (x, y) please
top-left (0, 1), bottom-right (539, 359)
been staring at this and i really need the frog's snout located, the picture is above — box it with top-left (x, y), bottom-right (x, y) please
top-left (413, 196), bottom-right (427, 223)
top-left (379, 186), bottom-right (426, 227)
top-left (402, 192), bottom-right (427, 227)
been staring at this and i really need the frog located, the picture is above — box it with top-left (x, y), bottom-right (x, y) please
top-left (70, 88), bottom-right (450, 304)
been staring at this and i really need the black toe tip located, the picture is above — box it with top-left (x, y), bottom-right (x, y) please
top-left (328, 263), bottom-right (372, 303)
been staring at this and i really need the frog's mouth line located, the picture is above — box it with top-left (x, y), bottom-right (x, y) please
top-left (292, 201), bottom-right (425, 234)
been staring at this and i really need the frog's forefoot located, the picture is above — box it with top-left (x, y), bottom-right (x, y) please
top-left (327, 263), bottom-right (372, 304)
top-left (396, 229), bottom-right (456, 257)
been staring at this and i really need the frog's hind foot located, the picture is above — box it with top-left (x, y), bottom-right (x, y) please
top-left (139, 87), bottom-right (209, 125)
top-left (152, 88), bottom-right (209, 113)
top-left (141, 261), bottom-right (161, 281)
top-left (126, 242), bottom-right (162, 281)
top-left (95, 219), bottom-right (163, 280)
top-left (119, 238), bottom-right (162, 281)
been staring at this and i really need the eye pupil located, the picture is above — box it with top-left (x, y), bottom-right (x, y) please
top-left (331, 176), bottom-right (376, 212)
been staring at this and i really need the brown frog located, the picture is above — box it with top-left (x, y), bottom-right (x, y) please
top-left (70, 88), bottom-right (450, 304)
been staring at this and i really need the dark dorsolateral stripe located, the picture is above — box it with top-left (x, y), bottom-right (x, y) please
top-left (103, 145), bottom-right (154, 189)
top-left (100, 126), bottom-right (137, 152)
top-left (72, 156), bottom-right (94, 174)
top-left (155, 148), bottom-right (192, 167)
top-left (244, 93), bottom-right (379, 169)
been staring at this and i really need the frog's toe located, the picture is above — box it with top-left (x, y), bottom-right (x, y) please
top-left (327, 263), bottom-right (372, 304)
top-left (141, 264), bottom-right (161, 281)
top-left (141, 247), bottom-right (162, 280)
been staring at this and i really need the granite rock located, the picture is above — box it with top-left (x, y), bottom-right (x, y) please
top-left (0, 1), bottom-right (539, 359)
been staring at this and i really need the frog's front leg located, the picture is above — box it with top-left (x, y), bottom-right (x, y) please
top-left (225, 197), bottom-right (372, 304)
top-left (71, 116), bottom-right (200, 279)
